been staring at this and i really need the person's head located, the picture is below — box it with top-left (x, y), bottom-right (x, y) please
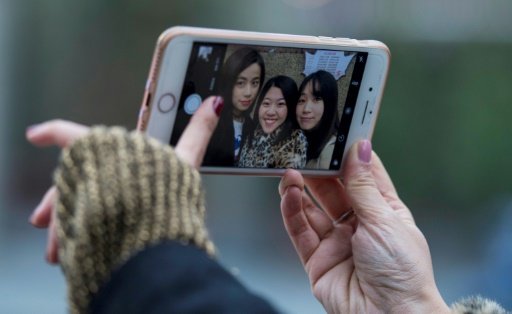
top-left (251, 75), bottom-right (299, 142)
top-left (219, 48), bottom-right (266, 117)
top-left (296, 70), bottom-right (339, 160)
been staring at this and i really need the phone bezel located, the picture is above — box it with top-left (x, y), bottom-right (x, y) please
top-left (139, 27), bottom-right (390, 177)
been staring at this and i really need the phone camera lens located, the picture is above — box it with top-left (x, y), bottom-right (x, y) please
top-left (369, 87), bottom-right (373, 92)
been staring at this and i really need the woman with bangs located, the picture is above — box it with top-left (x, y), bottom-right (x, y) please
top-left (238, 75), bottom-right (307, 169)
top-left (296, 70), bottom-right (339, 169)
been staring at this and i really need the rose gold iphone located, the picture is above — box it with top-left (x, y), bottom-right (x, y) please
top-left (137, 26), bottom-right (390, 177)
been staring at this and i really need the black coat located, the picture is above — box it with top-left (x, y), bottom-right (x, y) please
top-left (90, 241), bottom-right (277, 314)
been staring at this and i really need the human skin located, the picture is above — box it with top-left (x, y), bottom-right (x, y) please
top-left (258, 86), bottom-right (288, 134)
top-left (279, 141), bottom-right (450, 313)
top-left (296, 81), bottom-right (324, 131)
top-left (26, 96), bottom-right (224, 264)
top-left (231, 63), bottom-right (261, 117)
top-left (27, 98), bottom-right (451, 313)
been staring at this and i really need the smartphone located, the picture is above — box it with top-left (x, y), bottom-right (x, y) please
top-left (137, 26), bottom-right (390, 176)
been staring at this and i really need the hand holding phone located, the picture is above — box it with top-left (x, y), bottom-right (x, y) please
top-left (138, 27), bottom-right (390, 176)
top-left (26, 96), bottom-right (224, 264)
top-left (279, 143), bottom-right (451, 313)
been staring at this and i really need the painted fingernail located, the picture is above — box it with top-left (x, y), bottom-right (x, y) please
top-left (26, 124), bottom-right (41, 136)
top-left (29, 212), bottom-right (36, 225)
top-left (29, 201), bottom-right (46, 226)
top-left (213, 96), bottom-right (224, 117)
top-left (29, 209), bottom-right (41, 227)
top-left (358, 140), bottom-right (372, 163)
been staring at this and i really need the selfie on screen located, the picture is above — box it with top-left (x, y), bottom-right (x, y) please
top-left (170, 43), bottom-right (368, 171)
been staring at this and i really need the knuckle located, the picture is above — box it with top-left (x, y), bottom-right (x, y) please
top-left (346, 169), bottom-right (377, 192)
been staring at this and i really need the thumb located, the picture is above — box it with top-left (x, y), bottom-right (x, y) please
top-left (175, 96), bottom-right (223, 169)
top-left (343, 140), bottom-right (394, 224)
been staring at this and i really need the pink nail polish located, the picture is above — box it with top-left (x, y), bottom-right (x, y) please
top-left (358, 140), bottom-right (372, 163)
top-left (213, 96), bottom-right (224, 117)
top-left (26, 124), bottom-right (40, 135)
top-left (29, 211), bottom-right (41, 227)
top-left (29, 212), bottom-right (36, 225)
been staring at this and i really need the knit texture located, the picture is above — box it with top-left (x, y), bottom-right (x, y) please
top-left (53, 126), bottom-right (214, 314)
top-left (451, 296), bottom-right (508, 314)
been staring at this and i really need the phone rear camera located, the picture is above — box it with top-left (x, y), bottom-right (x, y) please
top-left (369, 87), bottom-right (373, 92)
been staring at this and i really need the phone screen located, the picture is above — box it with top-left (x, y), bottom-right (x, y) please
top-left (169, 42), bottom-right (368, 171)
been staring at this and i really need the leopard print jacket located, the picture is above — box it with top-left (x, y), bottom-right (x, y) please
top-left (238, 127), bottom-right (307, 169)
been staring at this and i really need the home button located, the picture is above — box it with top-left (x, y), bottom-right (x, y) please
top-left (158, 93), bottom-right (176, 113)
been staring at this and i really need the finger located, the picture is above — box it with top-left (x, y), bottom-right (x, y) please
top-left (280, 170), bottom-right (334, 263)
top-left (30, 186), bottom-right (57, 228)
top-left (175, 96), bottom-right (223, 169)
top-left (304, 177), bottom-right (351, 221)
top-left (370, 152), bottom-right (398, 197)
top-left (46, 214), bottom-right (59, 264)
top-left (281, 183), bottom-right (320, 265)
top-left (26, 120), bottom-right (89, 148)
top-left (371, 152), bottom-right (415, 223)
top-left (302, 194), bottom-right (334, 239)
top-left (279, 169), bottom-right (304, 196)
top-left (280, 170), bottom-right (334, 233)
top-left (342, 140), bottom-right (394, 225)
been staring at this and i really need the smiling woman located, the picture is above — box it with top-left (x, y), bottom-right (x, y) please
top-left (296, 70), bottom-right (339, 169)
top-left (258, 86), bottom-right (288, 134)
top-left (238, 75), bottom-right (307, 169)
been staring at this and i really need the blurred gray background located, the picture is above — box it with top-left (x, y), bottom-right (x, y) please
top-left (2, 0), bottom-right (511, 313)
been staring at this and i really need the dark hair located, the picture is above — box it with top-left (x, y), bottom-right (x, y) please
top-left (203, 48), bottom-right (265, 166)
top-left (298, 70), bottom-right (339, 161)
top-left (249, 75), bottom-right (299, 147)
top-left (218, 48), bottom-right (266, 119)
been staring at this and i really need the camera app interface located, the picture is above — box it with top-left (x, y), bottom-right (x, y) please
top-left (170, 42), bottom-right (368, 170)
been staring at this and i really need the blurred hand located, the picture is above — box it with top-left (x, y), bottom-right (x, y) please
top-left (26, 120), bottom-right (89, 263)
top-left (279, 140), bottom-right (449, 313)
top-left (26, 96), bottom-right (223, 264)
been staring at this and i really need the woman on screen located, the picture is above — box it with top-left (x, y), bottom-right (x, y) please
top-left (203, 48), bottom-right (265, 167)
top-left (296, 70), bottom-right (339, 169)
top-left (239, 75), bottom-right (307, 169)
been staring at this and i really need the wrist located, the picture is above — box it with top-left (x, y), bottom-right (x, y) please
top-left (390, 289), bottom-right (450, 314)
top-left (55, 127), bottom-right (214, 313)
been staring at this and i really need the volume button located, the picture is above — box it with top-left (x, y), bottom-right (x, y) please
top-left (318, 36), bottom-right (336, 41)
top-left (145, 78), bottom-right (153, 91)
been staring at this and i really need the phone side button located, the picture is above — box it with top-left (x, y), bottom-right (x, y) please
top-left (158, 93), bottom-right (176, 113)
top-left (318, 36), bottom-right (336, 41)
top-left (145, 78), bottom-right (154, 90)
top-left (137, 107), bottom-right (149, 131)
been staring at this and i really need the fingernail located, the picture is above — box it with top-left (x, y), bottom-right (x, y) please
top-left (29, 210), bottom-right (40, 227)
top-left (29, 203), bottom-right (44, 226)
top-left (358, 140), bottom-right (372, 163)
top-left (26, 124), bottom-right (41, 136)
top-left (29, 212), bottom-right (36, 225)
top-left (213, 96), bottom-right (224, 117)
